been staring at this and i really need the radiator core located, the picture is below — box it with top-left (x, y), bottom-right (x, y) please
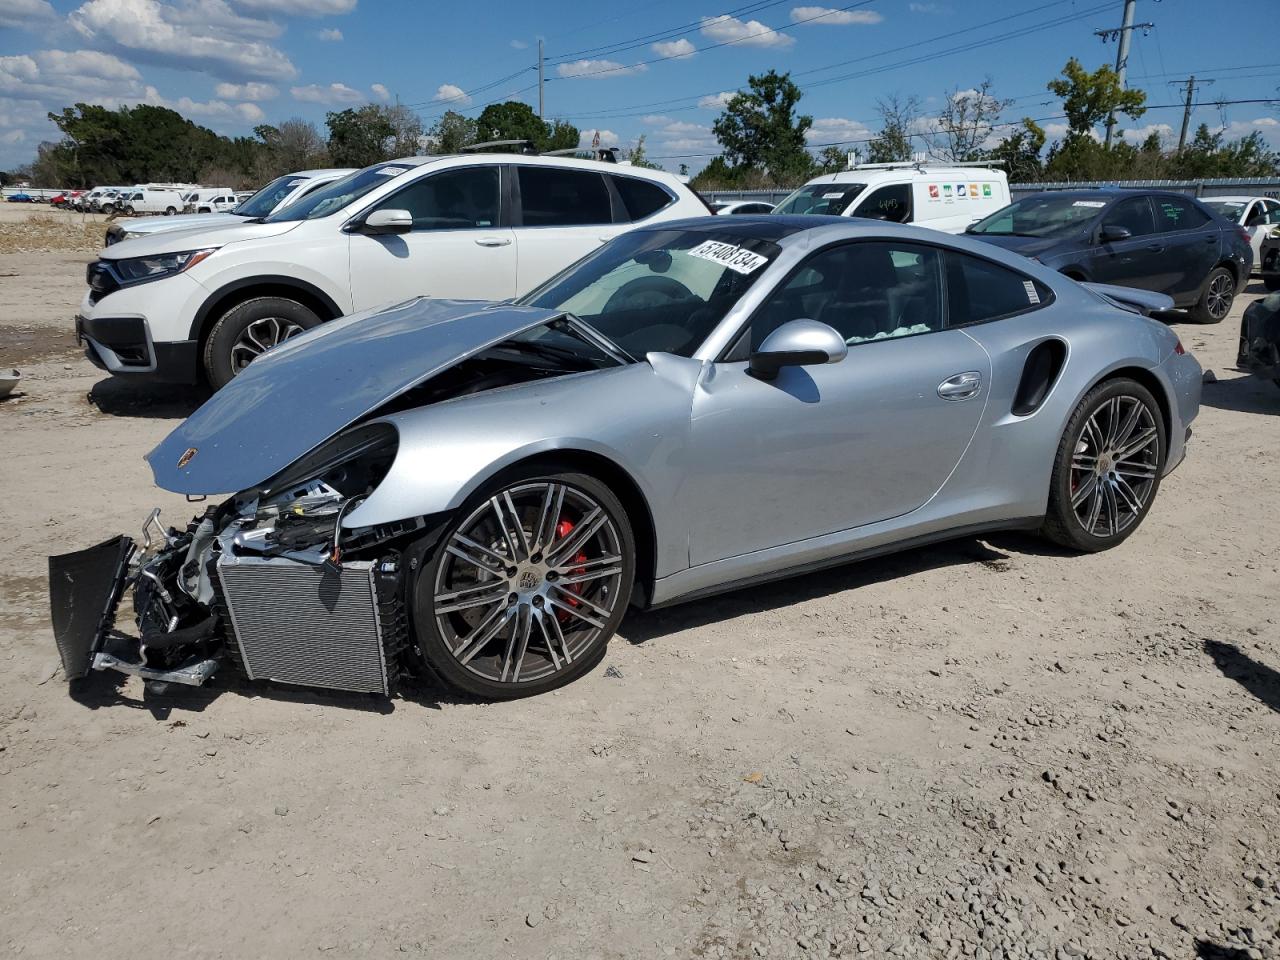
top-left (217, 554), bottom-right (389, 695)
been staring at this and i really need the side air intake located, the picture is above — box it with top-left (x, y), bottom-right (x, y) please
top-left (1012, 339), bottom-right (1067, 417)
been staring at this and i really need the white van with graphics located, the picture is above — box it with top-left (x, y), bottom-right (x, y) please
top-left (775, 162), bottom-right (1011, 234)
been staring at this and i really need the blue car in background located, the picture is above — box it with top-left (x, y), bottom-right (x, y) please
top-left (966, 189), bottom-right (1253, 323)
top-left (5, 192), bottom-right (35, 203)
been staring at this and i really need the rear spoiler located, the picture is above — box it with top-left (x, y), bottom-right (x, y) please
top-left (1081, 282), bottom-right (1174, 318)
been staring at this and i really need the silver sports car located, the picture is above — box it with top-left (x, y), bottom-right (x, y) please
top-left (49, 217), bottom-right (1203, 701)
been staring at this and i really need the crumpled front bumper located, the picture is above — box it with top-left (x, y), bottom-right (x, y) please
top-left (47, 536), bottom-right (134, 680)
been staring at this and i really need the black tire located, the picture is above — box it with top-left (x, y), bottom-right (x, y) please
top-left (202, 296), bottom-right (321, 389)
top-left (101, 203), bottom-right (114, 215)
top-left (1041, 377), bottom-right (1166, 552)
top-left (165, 206), bottom-right (176, 216)
top-left (1264, 275), bottom-right (1280, 292)
top-left (414, 466), bottom-right (636, 700)
top-left (1190, 265), bottom-right (1235, 323)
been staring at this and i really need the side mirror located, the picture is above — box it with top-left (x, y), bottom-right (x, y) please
top-left (360, 209), bottom-right (413, 235)
top-left (1098, 223), bottom-right (1132, 243)
top-left (748, 319), bottom-right (848, 381)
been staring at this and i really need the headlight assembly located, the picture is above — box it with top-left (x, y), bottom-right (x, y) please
top-left (113, 248), bottom-right (217, 285)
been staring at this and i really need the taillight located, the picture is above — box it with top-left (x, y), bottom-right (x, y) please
top-left (1239, 228), bottom-right (1252, 245)
top-left (1174, 340), bottom-right (1185, 355)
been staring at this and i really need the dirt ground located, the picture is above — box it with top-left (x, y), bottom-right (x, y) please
top-left (1, 207), bottom-right (1277, 960)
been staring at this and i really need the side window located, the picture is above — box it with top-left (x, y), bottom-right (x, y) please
top-left (1153, 196), bottom-right (1209, 232)
top-left (611, 175), bottom-right (673, 222)
top-left (1265, 201), bottom-right (1280, 225)
top-left (518, 167), bottom-right (612, 226)
top-left (377, 166), bottom-right (500, 230)
top-left (1102, 197), bottom-right (1156, 237)
top-left (853, 183), bottom-right (912, 224)
top-left (742, 241), bottom-right (944, 352)
top-left (946, 252), bottom-right (1051, 326)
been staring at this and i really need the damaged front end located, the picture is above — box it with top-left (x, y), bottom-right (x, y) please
top-left (49, 422), bottom-right (418, 694)
top-left (1238, 291), bottom-right (1280, 386)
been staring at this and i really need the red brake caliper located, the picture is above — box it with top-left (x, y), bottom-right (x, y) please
top-left (554, 518), bottom-right (587, 623)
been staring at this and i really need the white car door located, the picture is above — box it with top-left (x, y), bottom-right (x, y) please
top-left (347, 165), bottom-right (516, 311)
top-left (512, 165), bottom-right (625, 295)
top-left (1244, 200), bottom-right (1280, 269)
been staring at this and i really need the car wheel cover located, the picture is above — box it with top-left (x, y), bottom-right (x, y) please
top-left (432, 481), bottom-right (624, 685)
top-left (229, 316), bottom-right (305, 372)
top-left (1207, 273), bottom-right (1233, 319)
top-left (1069, 395), bottom-right (1159, 538)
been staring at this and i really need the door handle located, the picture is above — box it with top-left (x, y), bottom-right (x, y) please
top-left (937, 371), bottom-right (982, 401)
top-left (474, 237), bottom-right (511, 247)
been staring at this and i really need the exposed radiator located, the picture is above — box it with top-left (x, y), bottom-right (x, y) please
top-left (216, 554), bottom-right (390, 695)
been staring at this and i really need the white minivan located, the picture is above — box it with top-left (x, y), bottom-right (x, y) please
top-left (79, 153), bottom-right (709, 388)
top-left (119, 188), bottom-right (186, 216)
top-left (774, 162), bottom-right (1011, 234)
top-left (183, 188), bottom-right (237, 214)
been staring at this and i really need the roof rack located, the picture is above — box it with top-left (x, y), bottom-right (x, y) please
top-left (461, 139), bottom-right (538, 155)
top-left (541, 146), bottom-right (620, 164)
top-left (847, 159), bottom-right (1006, 172)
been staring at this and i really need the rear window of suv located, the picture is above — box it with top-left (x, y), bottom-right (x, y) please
top-left (611, 175), bottom-right (673, 221)
top-left (518, 167), bottom-right (612, 226)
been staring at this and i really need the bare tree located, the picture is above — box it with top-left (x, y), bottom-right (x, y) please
top-left (867, 94), bottom-right (921, 163)
top-left (928, 80), bottom-right (1011, 162)
top-left (385, 104), bottom-right (426, 159)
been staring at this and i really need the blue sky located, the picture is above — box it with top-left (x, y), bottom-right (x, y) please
top-left (1, 0), bottom-right (1278, 174)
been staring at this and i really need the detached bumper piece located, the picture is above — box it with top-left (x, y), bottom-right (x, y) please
top-left (1239, 296), bottom-right (1280, 380)
top-left (48, 537), bottom-right (135, 680)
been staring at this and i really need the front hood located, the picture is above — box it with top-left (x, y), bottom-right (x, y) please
top-left (967, 233), bottom-right (1068, 258)
top-left (115, 213), bottom-right (243, 236)
top-left (147, 298), bottom-right (560, 495)
top-left (101, 218), bottom-right (300, 259)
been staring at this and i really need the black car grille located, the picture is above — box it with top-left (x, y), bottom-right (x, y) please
top-left (85, 261), bottom-right (120, 305)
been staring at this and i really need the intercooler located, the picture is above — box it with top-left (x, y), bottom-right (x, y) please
top-left (216, 554), bottom-right (392, 695)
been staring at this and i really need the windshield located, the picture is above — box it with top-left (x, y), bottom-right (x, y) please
top-left (264, 163), bottom-right (416, 222)
top-left (519, 228), bottom-right (781, 358)
top-left (232, 175), bottom-right (310, 217)
top-left (969, 194), bottom-right (1107, 238)
top-left (1201, 199), bottom-right (1246, 222)
top-left (774, 182), bottom-right (866, 216)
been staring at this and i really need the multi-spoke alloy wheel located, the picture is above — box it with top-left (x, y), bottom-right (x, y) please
top-left (1193, 266), bottom-right (1235, 323)
top-left (418, 471), bottom-right (634, 698)
top-left (230, 316), bottom-right (305, 372)
top-left (1043, 378), bottom-right (1165, 552)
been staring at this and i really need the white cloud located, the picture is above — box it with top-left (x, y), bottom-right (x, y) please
top-left (317, 27), bottom-right (342, 40)
top-left (290, 81), bottom-right (363, 104)
top-left (510, 39), bottom-right (528, 50)
top-left (652, 38), bottom-right (696, 59)
top-left (69, 0), bottom-right (298, 82)
top-left (556, 59), bottom-right (648, 79)
top-left (697, 91), bottom-right (735, 110)
top-left (790, 6), bottom-right (882, 25)
top-left (578, 128), bottom-right (619, 149)
top-left (1118, 123), bottom-right (1173, 145)
top-left (233, 0), bottom-right (356, 13)
top-left (700, 15), bottom-right (795, 48)
top-left (0, 48), bottom-right (144, 102)
top-left (433, 83), bottom-right (471, 106)
top-left (806, 116), bottom-right (873, 144)
top-left (642, 114), bottom-right (673, 125)
top-left (214, 81), bottom-right (278, 100)
top-left (143, 85), bottom-right (265, 123)
top-left (647, 118), bottom-right (717, 155)
top-left (1224, 116), bottom-right (1280, 144)
top-left (908, 2), bottom-right (943, 11)
top-left (2, 128), bottom-right (26, 144)
top-left (0, 0), bottom-right (56, 28)
top-left (370, 82), bottom-right (390, 103)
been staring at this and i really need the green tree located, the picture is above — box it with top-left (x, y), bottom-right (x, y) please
top-left (815, 145), bottom-right (847, 172)
top-left (930, 80), bottom-right (1010, 162)
top-left (989, 118), bottom-right (1046, 182)
top-left (326, 105), bottom-right (395, 167)
top-left (1047, 58), bottom-right (1146, 140)
top-left (626, 134), bottom-right (661, 169)
top-left (689, 155), bottom-right (741, 191)
top-left (712, 70), bottom-right (813, 183)
top-left (427, 110), bottom-right (477, 153)
top-left (1169, 124), bottom-right (1280, 178)
top-left (866, 93), bottom-right (919, 163)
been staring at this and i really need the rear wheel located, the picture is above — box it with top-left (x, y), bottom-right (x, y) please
top-left (123, 205), bottom-right (136, 216)
top-left (1042, 378), bottom-right (1165, 552)
top-left (415, 469), bottom-right (635, 700)
top-left (1190, 266), bottom-right (1235, 323)
top-left (165, 206), bottom-right (176, 216)
top-left (202, 296), bottom-right (320, 389)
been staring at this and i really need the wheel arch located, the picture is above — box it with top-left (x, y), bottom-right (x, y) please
top-left (1091, 364), bottom-right (1173, 448)
top-left (1213, 257), bottom-right (1242, 287)
top-left (190, 276), bottom-right (344, 346)
top-left (1059, 266), bottom-right (1090, 282)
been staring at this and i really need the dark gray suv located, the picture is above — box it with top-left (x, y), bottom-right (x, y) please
top-left (967, 189), bottom-right (1253, 322)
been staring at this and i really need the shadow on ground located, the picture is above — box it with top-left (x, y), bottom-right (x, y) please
top-left (1203, 639), bottom-right (1280, 715)
top-left (1199, 373), bottom-right (1280, 416)
top-left (88, 376), bottom-right (206, 420)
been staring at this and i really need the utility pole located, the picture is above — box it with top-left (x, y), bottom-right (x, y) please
top-left (1168, 75), bottom-right (1213, 151)
top-left (538, 40), bottom-right (544, 119)
top-left (1094, 0), bottom-right (1153, 147)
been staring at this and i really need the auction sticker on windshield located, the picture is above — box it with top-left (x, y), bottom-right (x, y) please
top-left (687, 240), bottom-right (769, 275)
top-left (1072, 200), bottom-right (1107, 208)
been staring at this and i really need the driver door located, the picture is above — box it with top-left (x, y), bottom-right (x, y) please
top-left (684, 240), bottom-right (990, 565)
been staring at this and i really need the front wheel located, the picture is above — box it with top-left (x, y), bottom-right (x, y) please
top-left (165, 206), bottom-right (176, 216)
top-left (202, 296), bottom-right (320, 389)
top-left (1041, 378), bottom-right (1165, 552)
top-left (415, 469), bottom-right (635, 700)
top-left (1190, 266), bottom-right (1235, 323)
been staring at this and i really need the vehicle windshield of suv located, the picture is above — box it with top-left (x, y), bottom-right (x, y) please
top-left (264, 163), bottom-right (417, 222)
top-left (969, 194), bottom-right (1109, 238)
top-left (774, 183), bottom-right (866, 216)
top-left (1201, 199), bottom-right (1246, 222)
top-left (519, 228), bottom-right (782, 359)
top-left (232, 175), bottom-right (312, 218)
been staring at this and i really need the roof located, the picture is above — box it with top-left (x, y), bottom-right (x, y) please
top-left (361, 151), bottom-right (686, 185)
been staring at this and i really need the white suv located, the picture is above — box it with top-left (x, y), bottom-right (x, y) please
top-left (79, 154), bottom-right (710, 388)
top-left (105, 169), bottom-right (356, 246)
